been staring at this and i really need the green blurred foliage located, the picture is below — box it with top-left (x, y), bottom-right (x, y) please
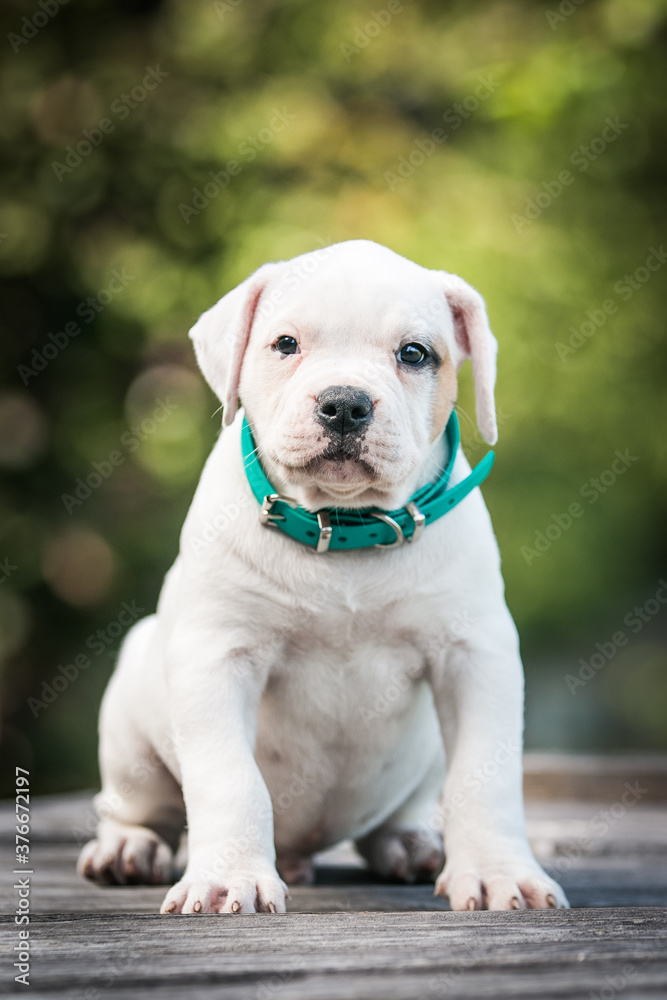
top-left (1, 0), bottom-right (666, 794)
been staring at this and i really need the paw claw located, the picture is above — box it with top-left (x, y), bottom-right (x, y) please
top-left (441, 857), bottom-right (568, 911)
top-left (79, 823), bottom-right (174, 887)
top-left (161, 866), bottom-right (286, 916)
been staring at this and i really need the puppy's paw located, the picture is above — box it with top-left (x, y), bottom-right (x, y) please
top-left (357, 827), bottom-right (445, 883)
top-left (160, 863), bottom-right (287, 914)
top-left (435, 855), bottom-right (569, 911)
top-left (78, 821), bottom-right (174, 886)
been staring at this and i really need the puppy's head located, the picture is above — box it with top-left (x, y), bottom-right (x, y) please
top-left (190, 240), bottom-right (497, 511)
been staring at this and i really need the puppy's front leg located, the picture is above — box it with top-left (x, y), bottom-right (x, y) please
top-left (430, 612), bottom-right (569, 911)
top-left (160, 634), bottom-right (286, 915)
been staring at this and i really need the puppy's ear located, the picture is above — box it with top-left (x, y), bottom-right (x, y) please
top-left (442, 273), bottom-right (498, 445)
top-left (189, 263), bottom-right (279, 427)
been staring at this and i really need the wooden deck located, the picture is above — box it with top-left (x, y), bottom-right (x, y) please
top-left (2, 754), bottom-right (667, 998)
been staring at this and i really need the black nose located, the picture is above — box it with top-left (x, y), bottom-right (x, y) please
top-left (316, 385), bottom-right (374, 436)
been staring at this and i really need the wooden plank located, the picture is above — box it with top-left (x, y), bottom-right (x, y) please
top-left (2, 842), bottom-right (666, 917)
top-left (2, 908), bottom-right (666, 999)
top-left (2, 754), bottom-right (666, 847)
top-left (523, 753), bottom-right (667, 802)
top-left (1, 780), bottom-right (666, 1000)
top-left (1, 792), bottom-right (666, 915)
top-left (526, 800), bottom-right (667, 858)
top-left (3, 790), bottom-right (667, 857)
top-left (0, 791), bottom-right (97, 844)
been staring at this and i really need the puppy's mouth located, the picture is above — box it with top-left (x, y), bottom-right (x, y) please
top-left (274, 439), bottom-right (379, 500)
top-left (311, 437), bottom-right (375, 470)
top-left (268, 435), bottom-right (419, 509)
top-left (285, 444), bottom-right (376, 481)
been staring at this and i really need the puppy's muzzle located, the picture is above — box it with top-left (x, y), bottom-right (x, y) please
top-left (316, 386), bottom-right (373, 437)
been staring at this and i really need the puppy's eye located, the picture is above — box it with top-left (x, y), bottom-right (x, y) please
top-left (397, 342), bottom-right (429, 366)
top-left (273, 335), bottom-right (300, 355)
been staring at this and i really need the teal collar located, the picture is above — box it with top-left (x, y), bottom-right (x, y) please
top-left (241, 412), bottom-right (494, 552)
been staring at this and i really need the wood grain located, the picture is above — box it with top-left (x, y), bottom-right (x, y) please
top-left (1, 758), bottom-right (666, 998)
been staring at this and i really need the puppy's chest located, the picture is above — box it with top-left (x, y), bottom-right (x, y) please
top-left (252, 557), bottom-right (451, 719)
top-left (266, 601), bottom-right (428, 717)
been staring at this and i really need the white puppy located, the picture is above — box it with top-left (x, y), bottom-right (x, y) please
top-left (79, 240), bottom-right (568, 914)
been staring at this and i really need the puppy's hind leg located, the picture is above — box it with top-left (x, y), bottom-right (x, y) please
top-left (355, 749), bottom-right (445, 883)
top-left (276, 853), bottom-right (315, 886)
top-left (79, 743), bottom-right (184, 886)
top-left (78, 616), bottom-right (185, 886)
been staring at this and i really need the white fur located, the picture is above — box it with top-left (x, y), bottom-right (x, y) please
top-left (79, 240), bottom-right (568, 913)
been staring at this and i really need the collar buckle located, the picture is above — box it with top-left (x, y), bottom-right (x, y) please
top-left (404, 501), bottom-right (426, 543)
top-left (370, 501), bottom-right (425, 548)
top-left (260, 493), bottom-right (298, 529)
top-left (315, 511), bottom-right (332, 553)
top-left (370, 511), bottom-right (404, 548)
